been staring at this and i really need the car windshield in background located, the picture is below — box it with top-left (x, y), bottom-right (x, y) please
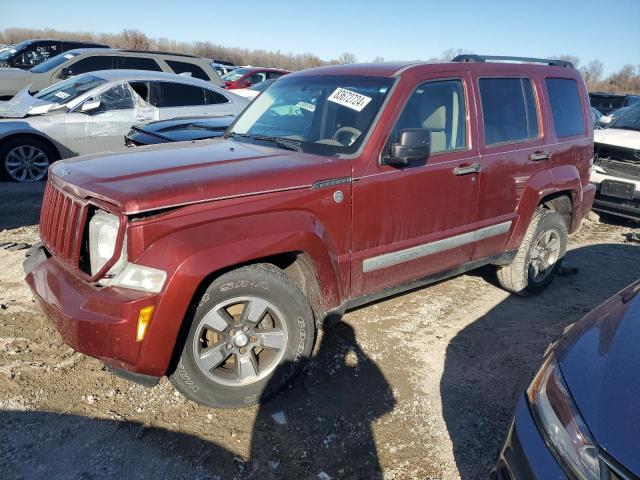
top-left (30, 51), bottom-right (79, 73)
top-left (35, 74), bottom-right (105, 104)
top-left (249, 79), bottom-right (276, 92)
top-left (221, 68), bottom-right (251, 81)
top-left (0, 47), bottom-right (17, 61)
top-left (228, 75), bottom-right (395, 156)
top-left (609, 104), bottom-right (640, 131)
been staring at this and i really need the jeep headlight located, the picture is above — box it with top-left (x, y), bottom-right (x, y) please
top-left (527, 355), bottom-right (600, 479)
top-left (89, 211), bottom-right (120, 275)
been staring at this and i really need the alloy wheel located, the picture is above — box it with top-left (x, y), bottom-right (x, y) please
top-left (529, 229), bottom-right (561, 282)
top-left (5, 145), bottom-right (49, 182)
top-left (192, 296), bottom-right (288, 386)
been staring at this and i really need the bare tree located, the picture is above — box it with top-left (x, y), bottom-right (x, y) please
top-left (580, 60), bottom-right (604, 89)
top-left (337, 52), bottom-right (358, 64)
top-left (372, 56), bottom-right (385, 63)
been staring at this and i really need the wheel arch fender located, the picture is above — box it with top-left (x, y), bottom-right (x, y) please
top-left (131, 210), bottom-right (346, 375)
top-left (507, 165), bottom-right (582, 251)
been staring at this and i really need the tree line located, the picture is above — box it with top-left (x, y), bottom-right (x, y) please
top-left (2, 28), bottom-right (638, 94)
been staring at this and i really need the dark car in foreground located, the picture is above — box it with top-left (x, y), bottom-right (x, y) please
top-left (125, 115), bottom-right (235, 146)
top-left (494, 280), bottom-right (640, 479)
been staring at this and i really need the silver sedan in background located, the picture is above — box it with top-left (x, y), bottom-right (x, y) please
top-left (0, 70), bottom-right (249, 182)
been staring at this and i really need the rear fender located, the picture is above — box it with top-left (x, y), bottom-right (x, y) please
top-left (507, 165), bottom-right (582, 250)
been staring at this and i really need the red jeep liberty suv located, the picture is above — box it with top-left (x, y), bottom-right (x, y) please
top-left (25, 55), bottom-right (596, 408)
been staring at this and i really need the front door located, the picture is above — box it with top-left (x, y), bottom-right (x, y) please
top-left (351, 75), bottom-right (482, 297)
top-left (65, 82), bottom-right (154, 156)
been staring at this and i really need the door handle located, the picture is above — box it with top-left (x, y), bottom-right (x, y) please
top-left (529, 151), bottom-right (551, 161)
top-left (453, 163), bottom-right (481, 175)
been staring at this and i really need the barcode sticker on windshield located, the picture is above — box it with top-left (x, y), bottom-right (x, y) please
top-left (64, 54), bottom-right (74, 59)
top-left (296, 101), bottom-right (316, 112)
top-left (54, 91), bottom-right (70, 99)
top-left (327, 87), bottom-right (372, 112)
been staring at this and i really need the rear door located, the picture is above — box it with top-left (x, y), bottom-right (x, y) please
top-left (151, 81), bottom-right (213, 118)
top-left (351, 73), bottom-right (481, 296)
top-left (470, 74), bottom-right (548, 260)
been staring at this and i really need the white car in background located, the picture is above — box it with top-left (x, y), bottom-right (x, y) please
top-left (591, 103), bottom-right (640, 219)
top-left (232, 78), bottom-right (278, 100)
top-left (0, 70), bottom-right (249, 182)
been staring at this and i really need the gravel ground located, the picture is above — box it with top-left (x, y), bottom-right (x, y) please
top-left (0, 181), bottom-right (638, 480)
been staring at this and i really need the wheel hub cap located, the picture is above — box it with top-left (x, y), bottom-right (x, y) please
top-left (233, 332), bottom-right (248, 347)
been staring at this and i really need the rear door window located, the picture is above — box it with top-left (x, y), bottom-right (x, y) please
top-left (69, 56), bottom-right (116, 75)
top-left (152, 82), bottom-right (206, 107)
top-left (479, 78), bottom-right (539, 145)
top-left (267, 71), bottom-right (285, 80)
top-left (546, 78), bottom-right (585, 137)
top-left (165, 60), bottom-right (209, 80)
top-left (13, 41), bottom-right (62, 68)
top-left (117, 56), bottom-right (162, 71)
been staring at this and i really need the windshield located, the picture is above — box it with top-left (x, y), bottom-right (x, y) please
top-left (227, 75), bottom-right (395, 156)
top-left (610, 103), bottom-right (640, 131)
top-left (249, 79), bottom-right (275, 92)
top-left (30, 51), bottom-right (79, 73)
top-left (221, 68), bottom-right (251, 81)
top-left (35, 74), bottom-right (105, 104)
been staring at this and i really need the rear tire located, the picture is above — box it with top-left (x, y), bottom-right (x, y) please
top-left (0, 136), bottom-right (57, 182)
top-left (169, 263), bottom-right (316, 408)
top-left (497, 209), bottom-right (567, 296)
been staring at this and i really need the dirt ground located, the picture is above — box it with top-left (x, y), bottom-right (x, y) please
top-left (0, 181), bottom-right (639, 480)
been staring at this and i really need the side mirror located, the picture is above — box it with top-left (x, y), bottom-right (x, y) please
top-left (80, 99), bottom-right (101, 113)
top-left (243, 80), bottom-right (252, 87)
top-left (385, 128), bottom-right (431, 166)
top-left (59, 67), bottom-right (73, 79)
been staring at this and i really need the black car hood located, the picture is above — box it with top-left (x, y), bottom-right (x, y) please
top-left (135, 116), bottom-right (234, 142)
top-left (557, 281), bottom-right (640, 474)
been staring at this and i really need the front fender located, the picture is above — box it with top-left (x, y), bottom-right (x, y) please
top-left (506, 165), bottom-right (583, 251)
top-left (128, 206), bottom-right (347, 376)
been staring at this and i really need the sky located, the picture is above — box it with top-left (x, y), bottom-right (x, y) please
top-left (1, 0), bottom-right (639, 76)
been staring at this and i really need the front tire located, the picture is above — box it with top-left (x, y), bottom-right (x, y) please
top-left (0, 136), bottom-right (56, 182)
top-left (497, 209), bottom-right (568, 296)
top-left (169, 263), bottom-right (316, 408)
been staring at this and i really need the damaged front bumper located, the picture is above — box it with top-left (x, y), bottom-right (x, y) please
top-left (590, 169), bottom-right (640, 220)
top-left (23, 243), bottom-right (161, 385)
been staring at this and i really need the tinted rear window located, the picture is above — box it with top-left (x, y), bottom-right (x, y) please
top-left (479, 78), bottom-right (539, 145)
top-left (166, 60), bottom-right (209, 81)
top-left (153, 82), bottom-right (206, 107)
top-left (118, 56), bottom-right (162, 71)
top-left (546, 78), bottom-right (585, 137)
top-left (69, 55), bottom-right (115, 74)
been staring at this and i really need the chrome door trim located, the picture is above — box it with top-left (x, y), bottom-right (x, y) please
top-left (362, 220), bottom-right (512, 273)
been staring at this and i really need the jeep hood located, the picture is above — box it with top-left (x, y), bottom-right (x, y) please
top-left (49, 139), bottom-right (352, 214)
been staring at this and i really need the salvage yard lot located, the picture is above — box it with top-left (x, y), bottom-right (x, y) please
top-left (0, 181), bottom-right (639, 479)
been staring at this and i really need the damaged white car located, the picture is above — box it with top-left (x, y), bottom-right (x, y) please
top-left (591, 102), bottom-right (640, 220)
top-left (0, 70), bottom-right (248, 182)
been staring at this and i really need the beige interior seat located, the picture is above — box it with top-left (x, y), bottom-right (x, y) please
top-left (422, 106), bottom-right (447, 153)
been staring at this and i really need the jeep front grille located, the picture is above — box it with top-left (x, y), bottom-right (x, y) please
top-left (39, 182), bottom-right (87, 264)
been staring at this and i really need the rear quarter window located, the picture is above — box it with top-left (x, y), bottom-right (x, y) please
top-left (545, 78), bottom-right (585, 137)
top-left (166, 60), bottom-right (210, 81)
top-left (117, 56), bottom-right (162, 71)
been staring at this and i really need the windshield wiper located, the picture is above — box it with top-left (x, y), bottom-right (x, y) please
top-left (250, 135), bottom-right (302, 152)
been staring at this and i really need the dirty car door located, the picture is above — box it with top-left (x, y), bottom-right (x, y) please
top-left (352, 74), bottom-right (481, 296)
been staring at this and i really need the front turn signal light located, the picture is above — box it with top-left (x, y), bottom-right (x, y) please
top-left (136, 306), bottom-right (155, 342)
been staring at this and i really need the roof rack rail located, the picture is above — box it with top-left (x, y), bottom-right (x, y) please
top-left (451, 54), bottom-right (574, 68)
top-left (119, 49), bottom-right (201, 59)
